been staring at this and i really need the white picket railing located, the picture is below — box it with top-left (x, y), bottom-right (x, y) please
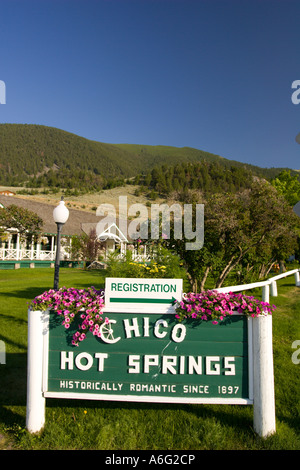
top-left (0, 247), bottom-right (56, 261)
top-left (0, 248), bottom-right (18, 260)
top-left (215, 268), bottom-right (300, 302)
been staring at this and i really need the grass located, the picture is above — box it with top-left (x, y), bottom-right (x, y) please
top-left (0, 267), bottom-right (299, 450)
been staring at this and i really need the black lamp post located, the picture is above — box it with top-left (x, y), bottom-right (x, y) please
top-left (53, 197), bottom-right (69, 290)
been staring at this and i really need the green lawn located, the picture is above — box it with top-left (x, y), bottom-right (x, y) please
top-left (0, 267), bottom-right (299, 450)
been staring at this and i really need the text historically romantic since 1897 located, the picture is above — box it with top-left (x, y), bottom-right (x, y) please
top-left (57, 379), bottom-right (240, 397)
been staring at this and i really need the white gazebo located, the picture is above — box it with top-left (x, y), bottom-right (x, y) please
top-left (97, 222), bottom-right (129, 257)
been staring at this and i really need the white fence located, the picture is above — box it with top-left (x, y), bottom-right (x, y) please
top-left (213, 267), bottom-right (299, 438)
top-left (215, 268), bottom-right (300, 302)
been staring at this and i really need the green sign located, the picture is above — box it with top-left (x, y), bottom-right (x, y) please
top-left (43, 311), bottom-right (253, 404)
top-left (104, 278), bottom-right (183, 313)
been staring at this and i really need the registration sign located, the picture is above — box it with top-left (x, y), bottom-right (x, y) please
top-left (104, 277), bottom-right (183, 313)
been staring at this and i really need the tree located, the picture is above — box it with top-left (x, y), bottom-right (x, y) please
top-left (0, 204), bottom-right (43, 242)
top-left (271, 170), bottom-right (300, 206)
top-left (69, 228), bottom-right (103, 261)
top-left (83, 228), bottom-right (103, 261)
top-left (207, 182), bottom-right (299, 287)
top-left (165, 181), bottom-right (300, 291)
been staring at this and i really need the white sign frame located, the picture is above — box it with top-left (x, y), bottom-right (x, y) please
top-left (26, 278), bottom-right (275, 438)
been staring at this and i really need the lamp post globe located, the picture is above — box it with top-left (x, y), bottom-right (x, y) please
top-left (53, 198), bottom-right (70, 224)
top-left (53, 197), bottom-right (69, 290)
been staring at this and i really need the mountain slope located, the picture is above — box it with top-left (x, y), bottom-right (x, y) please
top-left (0, 123), bottom-right (293, 188)
top-left (0, 124), bottom-right (139, 181)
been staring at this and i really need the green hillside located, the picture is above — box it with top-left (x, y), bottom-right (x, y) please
top-left (0, 124), bottom-right (138, 186)
top-left (0, 123), bottom-right (293, 191)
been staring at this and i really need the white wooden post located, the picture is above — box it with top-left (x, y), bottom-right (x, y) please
top-left (30, 235), bottom-right (34, 260)
top-left (270, 281), bottom-right (278, 297)
top-left (294, 270), bottom-right (300, 287)
top-left (26, 309), bottom-right (46, 433)
top-left (253, 314), bottom-right (276, 438)
top-left (36, 241), bottom-right (41, 260)
top-left (51, 235), bottom-right (55, 260)
top-left (16, 233), bottom-right (20, 261)
top-left (262, 283), bottom-right (270, 303)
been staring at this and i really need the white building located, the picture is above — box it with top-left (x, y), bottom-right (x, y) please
top-left (0, 195), bottom-right (137, 264)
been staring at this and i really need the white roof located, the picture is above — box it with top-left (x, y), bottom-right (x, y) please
top-left (97, 222), bottom-right (128, 243)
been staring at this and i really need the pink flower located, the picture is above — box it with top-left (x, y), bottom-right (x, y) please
top-left (173, 289), bottom-right (276, 326)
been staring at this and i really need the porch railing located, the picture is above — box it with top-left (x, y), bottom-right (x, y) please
top-left (0, 248), bottom-right (56, 261)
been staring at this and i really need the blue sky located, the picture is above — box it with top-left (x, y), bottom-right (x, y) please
top-left (0, 0), bottom-right (300, 170)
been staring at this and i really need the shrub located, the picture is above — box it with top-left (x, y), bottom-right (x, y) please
top-left (105, 247), bottom-right (187, 280)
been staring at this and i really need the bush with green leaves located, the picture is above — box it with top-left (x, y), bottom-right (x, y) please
top-left (105, 246), bottom-right (187, 281)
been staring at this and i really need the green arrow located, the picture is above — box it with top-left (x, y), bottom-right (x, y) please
top-left (110, 296), bottom-right (177, 305)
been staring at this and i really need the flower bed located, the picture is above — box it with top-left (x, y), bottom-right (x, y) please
top-left (28, 286), bottom-right (106, 347)
top-left (28, 286), bottom-right (276, 346)
top-left (174, 290), bottom-right (276, 324)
